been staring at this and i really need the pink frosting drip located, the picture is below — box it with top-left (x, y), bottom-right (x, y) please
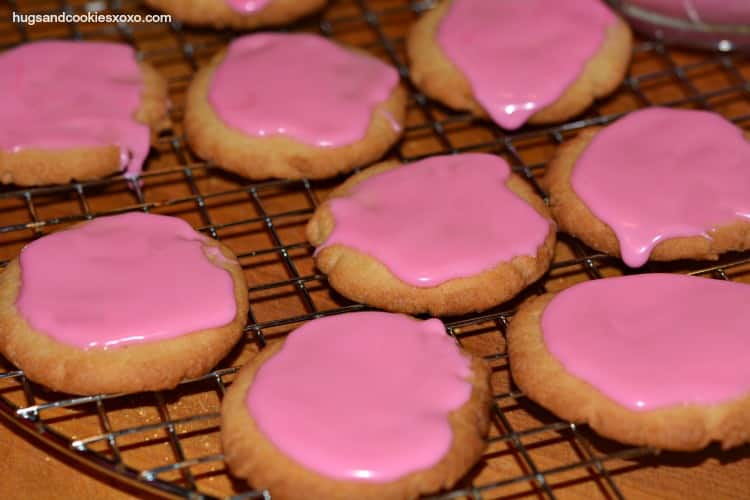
top-left (319, 154), bottom-right (551, 287)
top-left (437, 0), bottom-right (616, 130)
top-left (571, 107), bottom-right (750, 268)
top-left (625, 0), bottom-right (750, 25)
top-left (225, 0), bottom-right (272, 13)
top-left (0, 41), bottom-right (151, 177)
top-left (542, 274), bottom-right (750, 411)
top-left (246, 312), bottom-right (472, 481)
top-left (208, 33), bottom-right (399, 147)
top-left (16, 213), bottom-right (237, 350)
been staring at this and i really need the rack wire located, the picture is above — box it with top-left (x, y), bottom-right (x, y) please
top-left (1, 0), bottom-right (749, 498)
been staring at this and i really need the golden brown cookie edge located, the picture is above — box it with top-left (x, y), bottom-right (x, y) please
top-left (0, 223), bottom-right (250, 396)
top-left (143, 0), bottom-right (327, 30)
top-left (507, 292), bottom-right (750, 451)
top-left (545, 127), bottom-right (750, 264)
top-left (405, 0), bottom-right (633, 127)
top-left (305, 160), bottom-right (556, 316)
top-left (184, 44), bottom-right (407, 181)
top-left (0, 61), bottom-right (169, 187)
top-left (221, 331), bottom-right (492, 500)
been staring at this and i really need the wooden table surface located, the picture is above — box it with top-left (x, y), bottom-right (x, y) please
top-left (1, 0), bottom-right (750, 498)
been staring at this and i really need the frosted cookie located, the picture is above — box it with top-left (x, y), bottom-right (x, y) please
top-left (406, 0), bottom-right (632, 130)
top-left (0, 213), bottom-right (249, 395)
top-left (184, 33), bottom-right (406, 180)
top-left (0, 41), bottom-right (169, 186)
top-left (306, 154), bottom-right (556, 315)
top-left (507, 274), bottom-right (750, 451)
top-left (222, 311), bottom-right (491, 500)
top-left (546, 107), bottom-right (750, 268)
top-left (143, 0), bottom-right (326, 30)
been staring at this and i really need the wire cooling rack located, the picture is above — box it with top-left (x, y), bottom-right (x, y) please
top-left (1, 0), bottom-right (750, 498)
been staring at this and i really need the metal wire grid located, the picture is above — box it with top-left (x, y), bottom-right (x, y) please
top-left (0, 0), bottom-right (749, 498)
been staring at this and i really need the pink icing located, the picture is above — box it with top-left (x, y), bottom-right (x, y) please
top-left (570, 107), bottom-right (750, 268)
top-left (0, 41), bottom-right (151, 177)
top-left (319, 153), bottom-right (551, 287)
top-left (623, 0), bottom-right (750, 25)
top-left (541, 274), bottom-right (750, 411)
top-left (246, 312), bottom-right (472, 481)
top-left (208, 33), bottom-right (399, 147)
top-left (16, 213), bottom-right (237, 350)
top-left (437, 0), bottom-right (616, 130)
top-left (225, 0), bottom-right (271, 13)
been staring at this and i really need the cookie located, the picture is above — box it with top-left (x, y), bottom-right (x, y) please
top-left (0, 213), bottom-right (249, 395)
top-left (143, 0), bottom-right (326, 30)
top-left (306, 153), bottom-right (556, 315)
top-left (406, 0), bottom-right (632, 129)
top-left (222, 311), bottom-right (491, 500)
top-left (507, 274), bottom-right (750, 451)
top-left (184, 33), bottom-right (406, 180)
top-left (545, 107), bottom-right (750, 268)
top-left (0, 40), bottom-right (169, 186)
